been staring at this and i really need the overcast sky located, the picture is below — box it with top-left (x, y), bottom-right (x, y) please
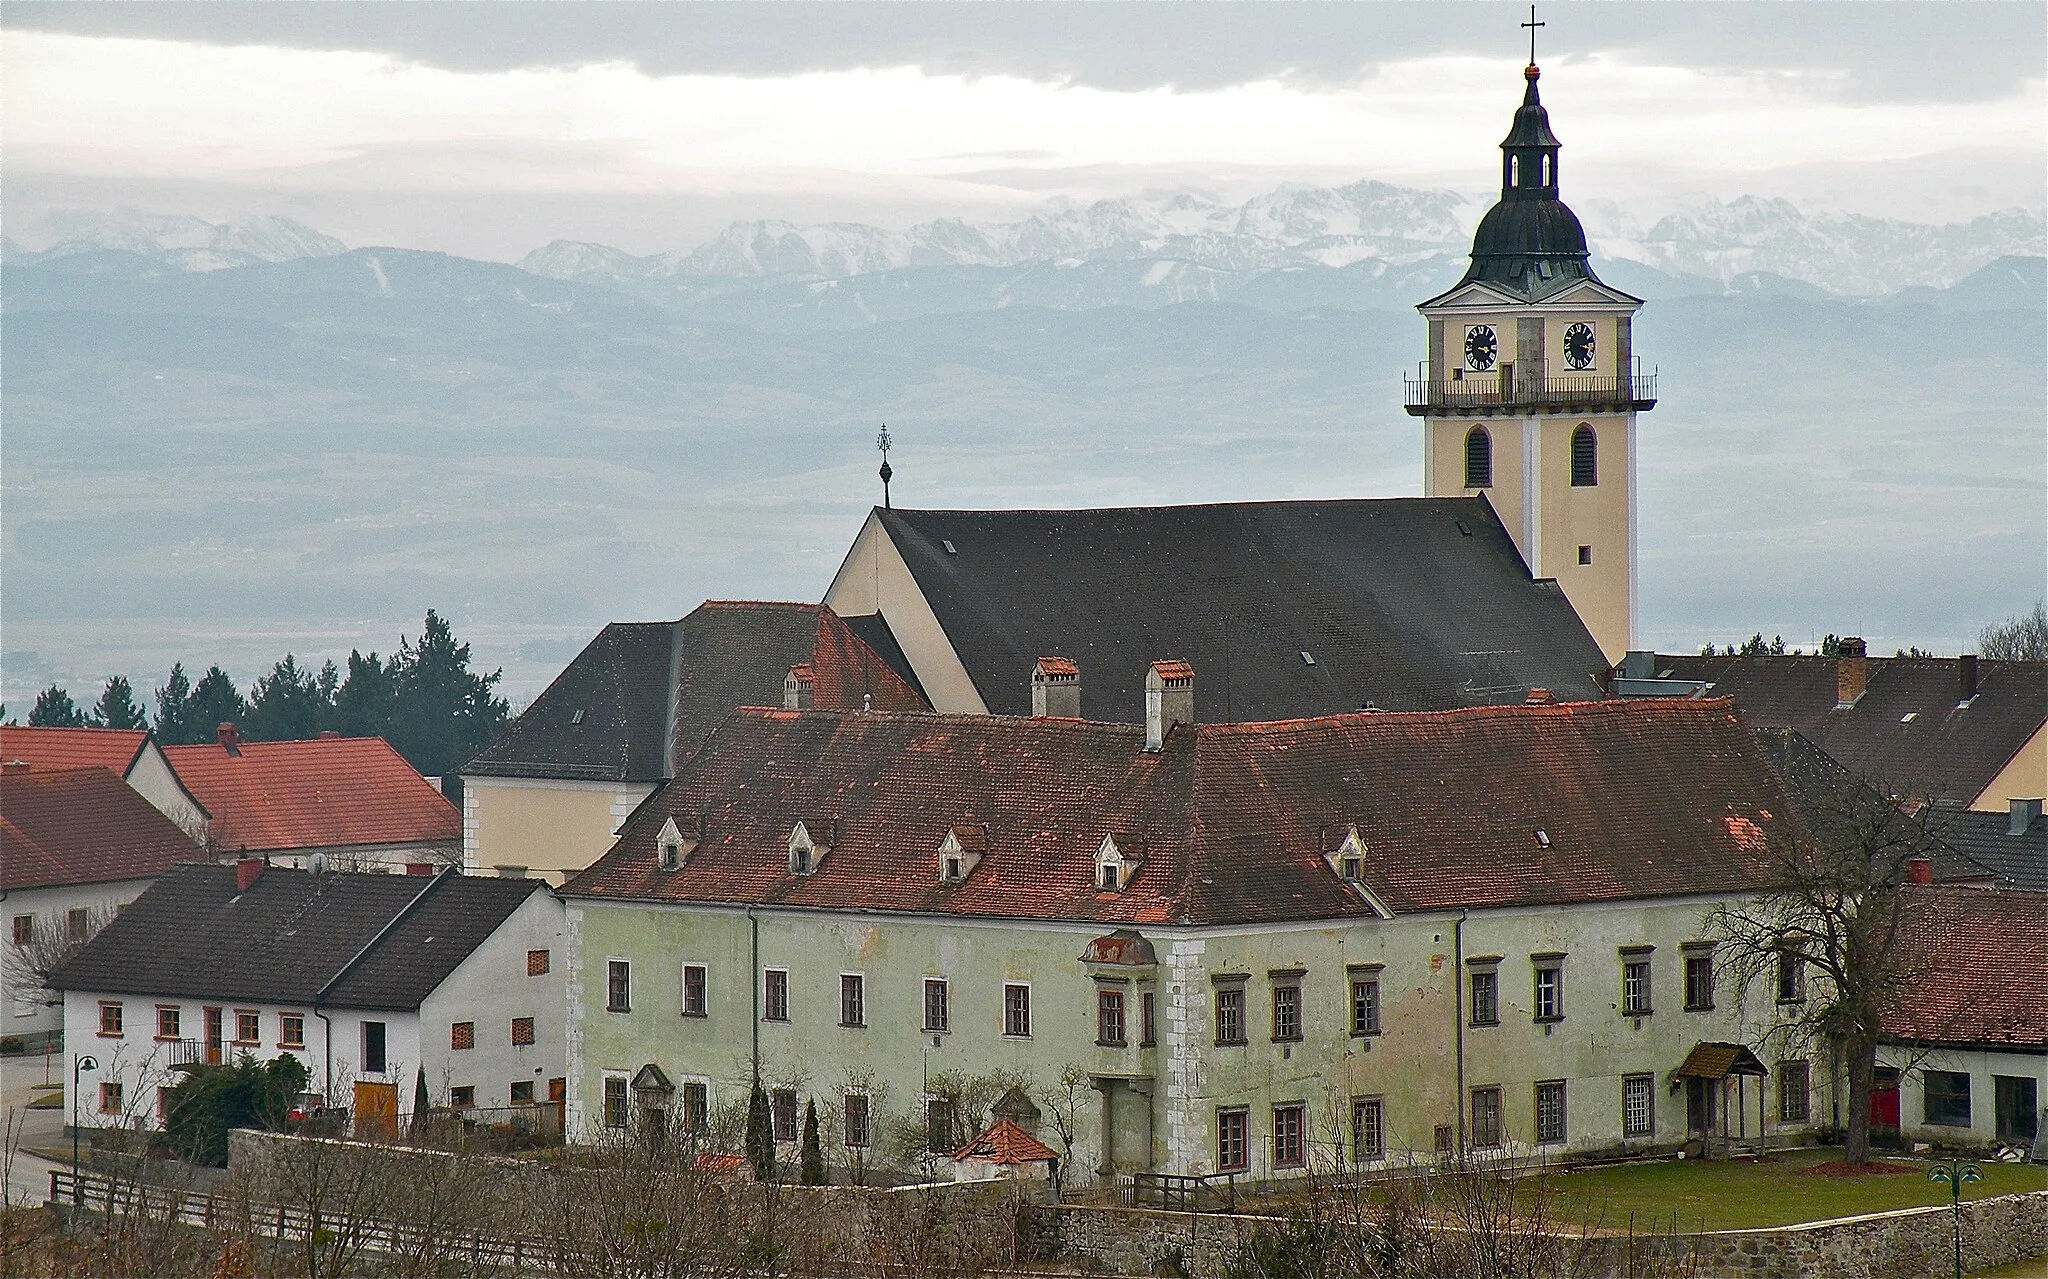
top-left (5, 2), bottom-right (2044, 259)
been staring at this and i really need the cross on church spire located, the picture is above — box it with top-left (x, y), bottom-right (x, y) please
top-left (1522, 4), bottom-right (1545, 69)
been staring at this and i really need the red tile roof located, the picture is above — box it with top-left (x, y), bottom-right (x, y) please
top-left (163, 737), bottom-right (459, 854)
top-left (566, 697), bottom-right (1795, 924)
top-left (1150, 660), bottom-right (1195, 683)
top-left (0, 767), bottom-right (203, 890)
top-left (1035, 657), bottom-right (1079, 679)
top-left (953, 1118), bottom-right (1058, 1166)
top-left (1883, 885), bottom-right (2048, 1049)
top-left (0, 726), bottom-right (150, 776)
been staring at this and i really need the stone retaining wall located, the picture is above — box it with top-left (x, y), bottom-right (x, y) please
top-left (1032, 1190), bottom-right (2048, 1279)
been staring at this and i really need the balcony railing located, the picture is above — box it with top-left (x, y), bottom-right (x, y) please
top-left (1403, 368), bottom-right (1656, 415)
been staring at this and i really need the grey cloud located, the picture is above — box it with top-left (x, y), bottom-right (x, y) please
top-left (7, 1), bottom-right (2041, 103)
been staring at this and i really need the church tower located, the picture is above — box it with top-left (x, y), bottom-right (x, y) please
top-left (1409, 59), bottom-right (1653, 664)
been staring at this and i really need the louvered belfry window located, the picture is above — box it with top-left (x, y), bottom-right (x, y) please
top-left (1465, 428), bottom-right (1493, 489)
top-left (1571, 425), bottom-right (1597, 486)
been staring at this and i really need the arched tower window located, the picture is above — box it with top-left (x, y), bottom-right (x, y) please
top-left (1508, 155), bottom-right (1520, 187)
top-left (1571, 425), bottom-right (1597, 486)
top-left (1540, 155), bottom-right (1552, 186)
top-left (1464, 427), bottom-right (1493, 489)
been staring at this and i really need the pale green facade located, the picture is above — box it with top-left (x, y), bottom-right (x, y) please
top-left (567, 892), bottom-right (1819, 1185)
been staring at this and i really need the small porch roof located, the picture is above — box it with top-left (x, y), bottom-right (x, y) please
top-left (1672, 1041), bottom-right (1768, 1081)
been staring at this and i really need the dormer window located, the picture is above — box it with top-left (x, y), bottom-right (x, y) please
top-left (1095, 835), bottom-right (1133, 893)
top-left (788, 821), bottom-right (827, 876)
top-left (656, 816), bottom-right (695, 871)
top-left (937, 825), bottom-right (985, 883)
top-left (1324, 826), bottom-right (1368, 881)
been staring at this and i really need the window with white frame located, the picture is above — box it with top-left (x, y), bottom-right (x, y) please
top-left (1535, 1080), bottom-right (1567, 1143)
top-left (606, 960), bottom-right (632, 1013)
top-left (1623, 1074), bottom-right (1654, 1138)
top-left (922, 978), bottom-right (949, 1033)
top-left (1533, 959), bottom-right (1564, 1022)
top-left (763, 969), bottom-right (790, 1022)
top-left (1350, 970), bottom-right (1381, 1036)
top-left (1272, 1104), bottom-right (1306, 1168)
top-left (1778, 1060), bottom-right (1810, 1123)
top-left (682, 964), bottom-right (708, 1017)
top-left (1003, 984), bottom-right (1031, 1038)
top-left (1471, 1087), bottom-right (1503, 1147)
top-left (840, 973), bottom-right (866, 1027)
top-left (1622, 956), bottom-right (1653, 1014)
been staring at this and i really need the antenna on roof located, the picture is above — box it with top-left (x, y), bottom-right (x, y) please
top-left (876, 425), bottom-right (894, 510)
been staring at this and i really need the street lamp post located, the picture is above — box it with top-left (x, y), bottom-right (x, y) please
top-left (1926, 1159), bottom-right (1982, 1279)
top-left (71, 1053), bottom-right (98, 1209)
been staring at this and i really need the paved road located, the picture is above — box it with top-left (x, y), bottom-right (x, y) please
top-left (4, 1052), bottom-right (75, 1207)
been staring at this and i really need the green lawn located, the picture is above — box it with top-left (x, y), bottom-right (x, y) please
top-left (1541, 1148), bottom-right (2047, 1233)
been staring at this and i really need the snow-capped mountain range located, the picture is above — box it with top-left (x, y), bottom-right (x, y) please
top-left (8, 183), bottom-right (2042, 298)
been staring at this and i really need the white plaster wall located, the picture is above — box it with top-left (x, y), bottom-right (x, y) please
top-left (125, 742), bottom-right (209, 838)
top-left (6, 879), bottom-right (158, 1041)
top-left (417, 890), bottom-right (568, 1110)
top-left (1882, 1044), bottom-right (2047, 1148)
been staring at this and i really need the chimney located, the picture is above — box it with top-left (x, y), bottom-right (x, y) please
top-left (217, 722), bottom-right (242, 756)
top-left (1621, 650), bottom-right (1656, 681)
top-left (320, 729), bottom-right (341, 740)
top-left (235, 857), bottom-right (265, 892)
top-left (1143, 660), bottom-right (1195, 752)
top-left (1956, 653), bottom-right (1979, 705)
top-left (783, 664), bottom-right (814, 710)
top-left (1030, 657), bottom-right (1081, 718)
top-left (2011, 798), bottom-right (2044, 836)
top-left (1525, 687), bottom-right (1556, 705)
top-left (1905, 855), bottom-right (1934, 886)
top-left (1834, 638), bottom-right (1867, 709)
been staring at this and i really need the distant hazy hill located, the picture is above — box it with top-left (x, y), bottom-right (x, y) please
top-left (7, 210), bottom-right (346, 273)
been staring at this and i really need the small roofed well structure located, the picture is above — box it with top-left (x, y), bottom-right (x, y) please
top-left (1671, 1041), bottom-right (1769, 1159)
top-left (951, 1118), bottom-right (1059, 1182)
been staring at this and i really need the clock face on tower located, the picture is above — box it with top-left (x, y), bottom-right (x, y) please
top-left (1463, 325), bottom-right (1498, 372)
top-left (1563, 322), bottom-right (1596, 370)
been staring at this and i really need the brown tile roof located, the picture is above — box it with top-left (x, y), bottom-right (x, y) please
top-left (1657, 654), bottom-right (2046, 804)
top-left (0, 726), bottom-right (150, 776)
top-left (164, 736), bottom-right (459, 854)
top-left (1883, 884), bottom-right (2048, 1050)
top-left (1673, 1041), bottom-right (1767, 1080)
top-left (565, 697), bottom-right (1796, 924)
top-left (0, 767), bottom-right (202, 891)
top-left (953, 1118), bottom-right (1059, 1166)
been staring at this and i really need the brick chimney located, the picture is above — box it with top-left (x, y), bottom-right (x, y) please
top-left (1834, 638), bottom-right (1867, 709)
top-left (1030, 657), bottom-right (1081, 718)
top-left (1525, 687), bottom-right (1556, 705)
top-left (235, 857), bottom-right (265, 892)
top-left (1905, 856), bottom-right (1933, 886)
top-left (217, 722), bottom-right (242, 756)
top-left (783, 664), bottom-right (814, 710)
top-left (1143, 660), bottom-right (1195, 753)
top-left (320, 729), bottom-right (341, 740)
top-left (2012, 798), bottom-right (2044, 836)
top-left (1956, 653), bottom-right (1979, 706)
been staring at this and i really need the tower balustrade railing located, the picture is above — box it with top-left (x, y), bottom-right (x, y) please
top-left (1403, 365), bottom-right (1656, 413)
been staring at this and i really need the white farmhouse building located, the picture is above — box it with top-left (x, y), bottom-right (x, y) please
top-left (49, 862), bottom-right (567, 1136)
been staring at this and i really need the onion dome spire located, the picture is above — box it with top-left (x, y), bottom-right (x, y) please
top-left (1457, 60), bottom-right (1601, 300)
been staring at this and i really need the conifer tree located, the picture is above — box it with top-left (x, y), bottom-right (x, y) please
top-left (186, 666), bottom-right (247, 739)
top-left (154, 663), bottom-right (195, 743)
top-left (245, 654), bottom-right (329, 741)
top-left (388, 610), bottom-right (507, 776)
top-left (88, 676), bottom-right (149, 730)
top-left (746, 1082), bottom-right (775, 1183)
top-left (27, 685), bottom-right (85, 727)
top-left (799, 1099), bottom-right (825, 1185)
top-left (333, 650), bottom-right (397, 740)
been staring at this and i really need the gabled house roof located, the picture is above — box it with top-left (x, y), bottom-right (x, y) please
top-left (462, 602), bottom-right (927, 784)
top-left (163, 735), bottom-right (459, 854)
top-left (48, 863), bottom-right (547, 1010)
top-left (0, 766), bottom-right (203, 891)
top-left (861, 496), bottom-right (1611, 721)
top-left (565, 697), bottom-right (1795, 926)
top-left (1657, 654), bottom-right (2046, 806)
top-left (1934, 807), bottom-right (2047, 892)
top-left (0, 726), bottom-right (152, 775)
top-left (1882, 884), bottom-right (2048, 1050)
top-left (953, 1118), bottom-right (1059, 1166)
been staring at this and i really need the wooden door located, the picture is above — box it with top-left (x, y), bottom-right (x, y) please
top-left (354, 1080), bottom-right (399, 1142)
top-left (204, 1008), bottom-right (224, 1065)
top-left (1870, 1068), bottom-right (1901, 1143)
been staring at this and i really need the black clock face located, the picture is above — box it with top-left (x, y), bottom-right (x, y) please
top-left (1563, 322), bottom-right (1596, 370)
top-left (1463, 325), bottom-right (1498, 372)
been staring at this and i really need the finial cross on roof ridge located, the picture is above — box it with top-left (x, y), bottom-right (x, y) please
top-left (1522, 4), bottom-right (1545, 68)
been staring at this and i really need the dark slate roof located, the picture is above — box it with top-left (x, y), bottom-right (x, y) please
top-left (565, 697), bottom-right (1796, 926)
top-left (465, 621), bottom-right (678, 782)
top-left (1935, 808), bottom-right (2048, 892)
top-left (874, 497), bottom-right (1610, 720)
top-left (48, 864), bottom-right (545, 1010)
top-left (839, 611), bottom-right (929, 705)
top-left (463, 604), bottom-right (928, 783)
top-left (1659, 654), bottom-right (2046, 805)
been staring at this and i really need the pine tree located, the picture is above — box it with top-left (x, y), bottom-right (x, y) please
top-left (88, 676), bottom-right (149, 730)
top-left (244, 654), bottom-right (329, 741)
top-left (186, 666), bottom-right (247, 740)
top-left (333, 650), bottom-right (397, 740)
top-left (27, 685), bottom-right (85, 727)
top-left (799, 1099), bottom-right (826, 1185)
top-left (154, 664), bottom-right (195, 743)
top-left (746, 1081), bottom-right (775, 1183)
top-left (388, 611), bottom-right (508, 776)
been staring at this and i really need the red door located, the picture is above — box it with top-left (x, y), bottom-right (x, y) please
top-left (1871, 1071), bottom-right (1901, 1133)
